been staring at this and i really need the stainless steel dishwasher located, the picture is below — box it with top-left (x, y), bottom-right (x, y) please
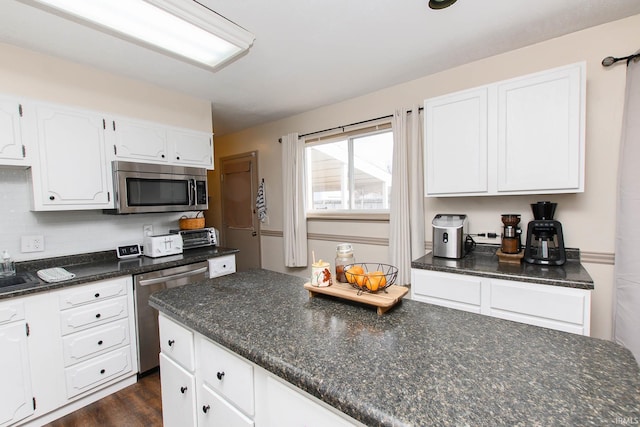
top-left (134, 261), bottom-right (209, 374)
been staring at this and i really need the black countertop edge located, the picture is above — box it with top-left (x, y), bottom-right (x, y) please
top-left (0, 246), bottom-right (239, 300)
top-left (412, 244), bottom-right (594, 290)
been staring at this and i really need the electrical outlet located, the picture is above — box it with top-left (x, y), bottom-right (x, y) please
top-left (143, 224), bottom-right (153, 237)
top-left (21, 235), bottom-right (45, 253)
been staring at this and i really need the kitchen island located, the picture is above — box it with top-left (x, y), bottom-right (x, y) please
top-left (149, 269), bottom-right (640, 427)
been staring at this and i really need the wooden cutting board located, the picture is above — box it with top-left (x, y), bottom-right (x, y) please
top-left (304, 281), bottom-right (408, 315)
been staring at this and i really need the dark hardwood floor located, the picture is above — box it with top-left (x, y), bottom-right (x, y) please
top-left (44, 371), bottom-right (163, 427)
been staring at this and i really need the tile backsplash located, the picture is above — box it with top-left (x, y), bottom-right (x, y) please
top-left (0, 167), bottom-right (186, 261)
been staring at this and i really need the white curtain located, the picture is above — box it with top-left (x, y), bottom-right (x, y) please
top-left (389, 106), bottom-right (425, 285)
top-left (281, 133), bottom-right (308, 267)
top-left (614, 55), bottom-right (640, 364)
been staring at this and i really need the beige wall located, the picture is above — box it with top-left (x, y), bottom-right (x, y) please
top-left (212, 14), bottom-right (640, 341)
top-left (0, 42), bottom-right (212, 131)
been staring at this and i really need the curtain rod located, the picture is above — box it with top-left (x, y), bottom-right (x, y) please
top-left (278, 107), bottom-right (423, 143)
top-left (602, 49), bottom-right (640, 67)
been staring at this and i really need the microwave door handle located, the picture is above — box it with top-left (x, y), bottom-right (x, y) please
top-left (189, 179), bottom-right (196, 206)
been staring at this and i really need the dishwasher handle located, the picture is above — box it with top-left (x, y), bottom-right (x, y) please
top-left (137, 266), bottom-right (208, 287)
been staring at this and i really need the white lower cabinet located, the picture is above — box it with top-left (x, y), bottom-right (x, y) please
top-left (159, 313), bottom-right (362, 427)
top-left (1, 276), bottom-right (138, 426)
top-left (160, 353), bottom-right (197, 427)
top-left (411, 268), bottom-right (591, 336)
top-left (0, 300), bottom-right (34, 427)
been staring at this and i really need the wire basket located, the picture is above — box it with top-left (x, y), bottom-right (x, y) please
top-left (343, 263), bottom-right (398, 294)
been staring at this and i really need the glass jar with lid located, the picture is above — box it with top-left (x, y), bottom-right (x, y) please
top-left (335, 243), bottom-right (354, 283)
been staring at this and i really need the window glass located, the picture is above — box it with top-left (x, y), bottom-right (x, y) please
top-left (306, 129), bottom-right (393, 212)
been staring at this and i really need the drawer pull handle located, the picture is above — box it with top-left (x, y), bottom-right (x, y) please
top-left (98, 340), bottom-right (103, 345)
top-left (95, 313), bottom-right (101, 319)
top-left (202, 404), bottom-right (210, 414)
top-left (180, 386), bottom-right (188, 394)
top-left (168, 339), bottom-right (175, 347)
top-left (216, 371), bottom-right (225, 380)
top-left (100, 369), bottom-right (105, 374)
top-left (94, 293), bottom-right (100, 298)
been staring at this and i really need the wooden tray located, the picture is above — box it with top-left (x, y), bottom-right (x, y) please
top-left (304, 281), bottom-right (408, 315)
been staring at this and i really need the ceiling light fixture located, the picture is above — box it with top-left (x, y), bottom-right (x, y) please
top-left (428, 0), bottom-right (457, 10)
top-left (19, 0), bottom-right (255, 70)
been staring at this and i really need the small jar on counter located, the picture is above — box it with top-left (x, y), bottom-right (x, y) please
top-left (0, 250), bottom-right (15, 277)
top-left (335, 243), bottom-right (354, 283)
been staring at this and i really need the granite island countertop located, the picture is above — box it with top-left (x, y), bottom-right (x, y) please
top-left (149, 269), bottom-right (639, 427)
top-left (412, 245), bottom-right (594, 289)
top-left (0, 246), bottom-right (239, 299)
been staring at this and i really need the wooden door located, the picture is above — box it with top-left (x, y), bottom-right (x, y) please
top-left (220, 152), bottom-right (261, 271)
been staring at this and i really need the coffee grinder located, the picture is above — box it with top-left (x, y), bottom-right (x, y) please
top-left (523, 201), bottom-right (566, 266)
top-left (501, 214), bottom-right (522, 254)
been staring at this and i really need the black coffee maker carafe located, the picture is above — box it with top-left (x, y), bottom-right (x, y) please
top-left (523, 201), bottom-right (566, 266)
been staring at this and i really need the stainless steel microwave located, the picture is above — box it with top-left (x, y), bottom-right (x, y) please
top-left (105, 161), bottom-right (208, 214)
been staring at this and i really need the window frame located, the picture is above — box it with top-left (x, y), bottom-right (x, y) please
top-left (304, 124), bottom-right (393, 218)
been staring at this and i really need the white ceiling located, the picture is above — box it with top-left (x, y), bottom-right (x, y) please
top-left (1, 0), bottom-right (640, 135)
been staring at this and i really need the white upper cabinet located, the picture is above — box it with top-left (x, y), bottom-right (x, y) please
top-left (425, 87), bottom-right (489, 195)
top-left (108, 117), bottom-right (168, 164)
top-left (29, 103), bottom-right (113, 210)
top-left (0, 95), bottom-right (28, 166)
top-left (424, 62), bottom-right (586, 197)
top-left (167, 128), bottom-right (213, 169)
top-left (108, 116), bottom-right (213, 170)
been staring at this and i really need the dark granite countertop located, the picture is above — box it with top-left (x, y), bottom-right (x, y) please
top-left (149, 269), bottom-right (639, 427)
top-left (412, 245), bottom-right (594, 290)
top-left (0, 246), bottom-right (239, 299)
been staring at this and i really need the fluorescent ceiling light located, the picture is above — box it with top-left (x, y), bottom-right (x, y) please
top-left (20, 0), bottom-right (255, 69)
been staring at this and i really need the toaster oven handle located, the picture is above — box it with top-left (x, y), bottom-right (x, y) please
top-left (137, 266), bottom-right (208, 286)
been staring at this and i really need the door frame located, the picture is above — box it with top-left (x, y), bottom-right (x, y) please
top-left (219, 151), bottom-right (261, 269)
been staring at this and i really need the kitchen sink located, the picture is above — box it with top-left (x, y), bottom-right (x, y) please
top-left (0, 272), bottom-right (40, 289)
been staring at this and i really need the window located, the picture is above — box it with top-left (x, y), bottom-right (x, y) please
top-left (306, 128), bottom-right (393, 213)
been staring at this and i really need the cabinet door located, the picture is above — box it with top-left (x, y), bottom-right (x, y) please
top-left (110, 117), bottom-right (168, 163)
top-left (32, 104), bottom-right (113, 209)
top-left (0, 97), bottom-right (27, 165)
top-left (496, 64), bottom-right (584, 193)
top-left (424, 87), bottom-right (489, 195)
top-left (198, 384), bottom-right (253, 427)
top-left (160, 353), bottom-right (196, 427)
top-left (0, 321), bottom-right (34, 426)
top-left (167, 128), bottom-right (213, 169)
top-left (489, 278), bottom-right (590, 335)
top-left (411, 268), bottom-right (484, 314)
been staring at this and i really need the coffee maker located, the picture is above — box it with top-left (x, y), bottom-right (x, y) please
top-left (501, 214), bottom-right (522, 254)
top-left (523, 201), bottom-right (566, 266)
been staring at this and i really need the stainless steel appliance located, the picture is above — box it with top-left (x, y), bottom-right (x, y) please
top-left (134, 262), bottom-right (209, 373)
top-left (523, 201), bottom-right (566, 266)
top-left (432, 214), bottom-right (468, 259)
top-left (143, 233), bottom-right (183, 258)
top-left (106, 161), bottom-right (208, 214)
top-left (170, 227), bottom-right (218, 250)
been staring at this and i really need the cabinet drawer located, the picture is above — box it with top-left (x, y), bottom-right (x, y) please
top-left (58, 277), bottom-right (129, 309)
top-left (490, 279), bottom-right (589, 326)
top-left (198, 337), bottom-right (254, 416)
top-left (160, 353), bottom-right (196, 427)
top-left (64, 346), bottom-right (133, 398)
top-left (159, 313), bottom-right (195, 371)
top-left (0, 300), bottom-right (24, 325)
top-left (60, 296), bottom-right (129, 335)
top-left (62, 318), bottom-right (130, 366)
top-left (209, 255), bottom-right (236, 278)
top-left (198, 384), bottom-right (254, 427)
top-left (411, 269), bottom-right (482, 312)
